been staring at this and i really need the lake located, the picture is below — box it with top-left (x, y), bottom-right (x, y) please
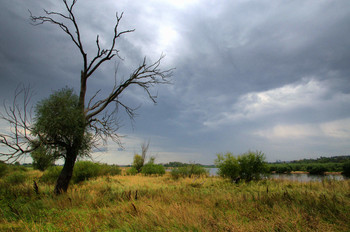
top-left (207, 168), bottom-right (347, 182)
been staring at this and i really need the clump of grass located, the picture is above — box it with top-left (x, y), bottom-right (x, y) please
top-left (4, 171), bottom-right (27, 185)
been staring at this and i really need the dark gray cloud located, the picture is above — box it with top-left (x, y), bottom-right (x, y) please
top-left (1, 0), bottom-right (350, 164)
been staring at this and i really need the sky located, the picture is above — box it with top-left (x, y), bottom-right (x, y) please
top-left (1, 0), bottom-right (350, 165)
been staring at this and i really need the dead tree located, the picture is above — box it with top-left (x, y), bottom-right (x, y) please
top-left (0, 0), bottom-right (173, 194)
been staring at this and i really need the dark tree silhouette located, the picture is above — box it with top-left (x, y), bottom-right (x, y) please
top-left (0, 0), bottom-right (173, 194)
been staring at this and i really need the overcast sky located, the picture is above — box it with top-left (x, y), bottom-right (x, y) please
top-left (1, 0), bottom-right (350, 165)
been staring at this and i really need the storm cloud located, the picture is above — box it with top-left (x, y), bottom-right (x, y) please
top-left (1, 0), bottom-right (350, 164)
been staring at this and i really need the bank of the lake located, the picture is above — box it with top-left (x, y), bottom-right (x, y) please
top-left (208, 167), bottom-right (347, 182)
top-left (1, 171), bottom-right (350, 231)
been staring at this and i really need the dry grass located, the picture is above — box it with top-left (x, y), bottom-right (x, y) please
top-left (1, 173), bottom-right (350, 231)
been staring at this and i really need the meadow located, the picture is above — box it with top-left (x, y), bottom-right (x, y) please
top-left (1, 168), bottom-right (350, 231)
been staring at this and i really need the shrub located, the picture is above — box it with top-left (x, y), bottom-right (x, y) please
top-left (171, 165), bottom-right (208, 179)
top-left (98, 164), bottom-right (121, 176)
top-left (31, 146), bottom-right (55, 171)
top-left (72, 161), bottom-right (100, 183)
top-left (238, 151), bottom-right (269, 181)
top-left (141, 163), bottom-right (165, 176)
top-left (170, 168), bottom-right (182, 179)
top-left (215, 152), bottom-right (240, 182)
top-left (40, 166), bottom-right (63, 184)
top-left (342, 161), bottom-right (350, 177)
top-left (5, 171), bottom-right (27, 185)
top-left (126, 167), bottom-right (138, 176)
top-left (275, 165), bottom-right (292, 174)
top-left (306, 164), bottom-right (328, 175)
top-left (215, 151), bottom-right (269, 182)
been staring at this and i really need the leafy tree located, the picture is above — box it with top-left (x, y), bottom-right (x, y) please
top-left (238, 151), bottom-right (269, 181)
top-left (132, 141), bottom-right (152, 173)
top-left (32, 88), bottom-right (92, 193)
top-left (0, 0), bottom-right (172, 194)
top-left (132, 154), bottom-right (144, 173)
top-left (215, 152), bottom-right (240, 182)
top-left (215, 151), bottom-right (269, 182)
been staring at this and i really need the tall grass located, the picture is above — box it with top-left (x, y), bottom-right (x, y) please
top-left (1, 169), bottom-right (349, 231)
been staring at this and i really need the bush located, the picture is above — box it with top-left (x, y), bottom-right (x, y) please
top-left (98, 164), bottom-right (121, 176)
top-left (40, 166), bottom-right (63, 184)
top-left (31, 146), bottom-right (55, 171)
top-left (342, 161), bottom-right (350, 177)
top-left (141, 163), bottom-right (165, 176)
top-left (171, 165), bottom-right (208, 179)
top-left (5, 171), bottom-right (27, 185)
top-left (215, 153), bottom-right (240, 182)
top-left (306, 164), bottom-right (328, 175)
top-left (215, 151), bottom-right (269, 182)
top-left (126, 167), bottom-right (138, 176)
top-left (72, 161), bottom-right (100, 183)
top-left (275, 165), bottom-right (292, 174)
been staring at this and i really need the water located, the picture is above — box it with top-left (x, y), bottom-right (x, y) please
top-left (207, 168), bottom-right (346, 182)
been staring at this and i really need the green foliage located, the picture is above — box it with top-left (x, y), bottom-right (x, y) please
top-left (306, 164), bottom-right (328, 175)
top-left (72, 161), bottom-right (100, 184)
top-left (5, 171), bottom-right (27, 185)
top-left (31, 146), bottom-right (55, 171)
top-left (32, 88), bottom-right (91, 158)
top-left (215, 153), bottom-right (240, 181)
top-left (215, 151), bottom-right (269, 182)
top-left (141, 163), bottom-right (165, 176)
top-left (126, 167), bottom-right (138, 176)
top-left (40, 166), bottom-right (63, 184)
top-left (98, 163), bottom-right (121, 176)
top-left (132, 154), bottom-right (144, 173)
top-left (171, 164), bottom-right (208, 179)
top-left (40, 162), bottom-right (121, 184)
top-left (342, 161), bottom-right (350, 177)
top-left (270, 164), bottom-right (292, 174)
top-left (0, 161), bottom-right (7, 178)
top-left (238, 151), bottom-right (269, 181)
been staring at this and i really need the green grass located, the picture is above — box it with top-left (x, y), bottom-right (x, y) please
top-left (1, 169), bottom-right (349, 231)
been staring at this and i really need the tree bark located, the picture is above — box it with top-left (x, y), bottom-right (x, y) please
top-left (54, 146), bottom-right (78, 195)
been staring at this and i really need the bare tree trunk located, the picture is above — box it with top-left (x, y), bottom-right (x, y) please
top-left (54, 146), bottom-right (78, 195)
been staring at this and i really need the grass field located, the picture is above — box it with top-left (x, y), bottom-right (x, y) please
top-left (1, 171), bottom-right (350, 231)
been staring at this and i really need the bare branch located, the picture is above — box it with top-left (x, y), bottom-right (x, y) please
top-left (86, 55), bottom-right (173, 121)
top-left (85, 12), bottom-right (135, 79)
top-left (0, 86), bottom-right (37, 162)
top-left (28, 0), bottom-right (174, 153)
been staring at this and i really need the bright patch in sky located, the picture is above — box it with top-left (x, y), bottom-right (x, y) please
top-left (204, 78), bottom-right (333, 128)
top-left (161, 0), bottom-right (199, 9)
top-left (158, 26), bottom-right (178, 50)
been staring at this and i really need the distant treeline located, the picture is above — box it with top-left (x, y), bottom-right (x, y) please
top-left (162, 162), bottom-right (215, 168)
top-left (269, 155), bottom-right (350, 174)
top-left (286, 155), bottom-right (350, 164)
